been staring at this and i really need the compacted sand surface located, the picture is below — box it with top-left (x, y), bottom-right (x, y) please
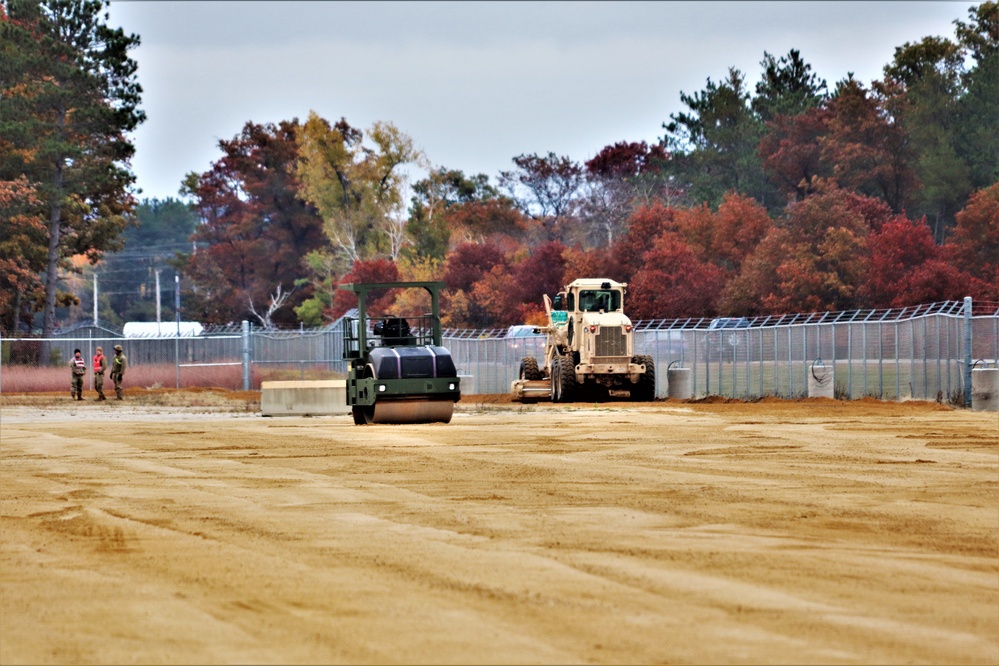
top-left (1, 393), bottom-right (997, 664)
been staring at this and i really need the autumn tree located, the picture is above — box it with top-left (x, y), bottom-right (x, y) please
top-left (439, 242), bottom-right (507, 327)
top-left (577, 141), bottom-right (674, 248)
top-left (469, 241), bottom-right (567, 327)
top-left (628, 235), bottom-right (726, 320)
top-left (296, 111), bottom-right (423, 266)
top-left (1, 0), bottom-right (144, 339)
top-left (182, 120), bottom-right (325, 326)
top-left (943, 183), bottom-right (999, 300)
top-left (859, 215), bottom-right (965, 308)
top-left (758, 106), bottom-right (832, 202)
top-left (326, 258), bottom-right (400, 320)
top-left (404, 168), bottom-right (523, 259)
top-left (499, 152), bottom-right (583, 243)
top-left (670, 192), bottom-right (774, 275)
top-left (821, 76), bottom-right (919, 213)
top-left (443, 198), bottom-right (527, 251)
top-left (611, 202), bottom-right (676, 280)
top-left (723, 188), bottom-right (871, 314)
top-left (0, 177), bottom-right (45, 333)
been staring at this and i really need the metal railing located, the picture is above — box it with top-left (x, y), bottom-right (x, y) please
top-left (2, 299), bottom-right (996, 404)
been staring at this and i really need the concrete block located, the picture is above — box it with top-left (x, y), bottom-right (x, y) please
top-left (260, 380), bottom-right (350, 416)
top-left (971, 368), bottom-right (998, 412)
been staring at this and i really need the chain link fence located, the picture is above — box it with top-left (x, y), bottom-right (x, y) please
top-left (3, 300), bottom-right (997, 403)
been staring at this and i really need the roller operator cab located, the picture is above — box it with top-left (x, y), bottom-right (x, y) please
top-left (340, 281), bottom-right (460, 425)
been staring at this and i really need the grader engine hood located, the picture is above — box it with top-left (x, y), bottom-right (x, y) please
top-left (578, 312), bottom-right (633, 359)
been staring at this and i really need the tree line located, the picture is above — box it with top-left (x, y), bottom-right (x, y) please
top-left (1, 1), bottom-right (996, 335)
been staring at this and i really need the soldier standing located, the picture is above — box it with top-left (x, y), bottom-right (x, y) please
top-left (110, 344), bottom-right (127, 400)
top-left (92, 346), bottom-right (107, 401)
top-left (69, 349), bottom-right (85, 400)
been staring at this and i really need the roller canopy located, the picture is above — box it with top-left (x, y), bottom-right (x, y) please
top-left (368, 346), bottom-right (458, 380)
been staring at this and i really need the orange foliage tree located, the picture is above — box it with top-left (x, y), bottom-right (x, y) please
top-left (628, 235), bottom-right (726, 320)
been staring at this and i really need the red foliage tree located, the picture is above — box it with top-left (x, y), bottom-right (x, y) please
top-left (710, 193), bottom-right (776, 274)
top-left (442, 242), bottom-right (506, 293)
top-left (944, 183), bottom-right (999, 300)
top-left (467, 241), bottom-right (567, 327)
top-left (511, 241), bottom-right (568, 313)
top-left (183, 120), bottom-right (325, 325)
top-left (858, 215), bottom-right (965, 307)
top-left (628, 235), bottom-right (725, 319)
top-left (722, 189), bottom-right (869, 314)
top-left (585, 141), bottom-right (668, 178)
top-left (820, 78), bottom-right (919, 213)
top-left (840, 190), bottom-right (897, 233)
top-left (329, 258), bottom-right (401, 318)
top-left (759, 106), bottom-right (831, 202)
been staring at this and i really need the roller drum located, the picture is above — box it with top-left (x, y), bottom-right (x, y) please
top-left (371, 400), bottom-right (454, 424)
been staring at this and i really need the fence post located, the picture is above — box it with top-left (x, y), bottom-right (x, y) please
top-left (243, 319), bottom-right (250, 391)
top-left (242, 320), bottom-right (251, 391)
top-left (964, 296), bottom-right (973, 407)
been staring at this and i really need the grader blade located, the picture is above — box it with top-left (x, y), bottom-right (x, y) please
top-left (511, 379), bottom-right (553, 402)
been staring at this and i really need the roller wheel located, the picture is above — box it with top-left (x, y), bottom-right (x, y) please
top-left (519, 356), bottom-right (542, 381)
top-left (630, 354), bottom-right (656, 401)
top-left (352, 404), bottom-right (375, 425)
top-left (559, 355), bottom-right (577, 403)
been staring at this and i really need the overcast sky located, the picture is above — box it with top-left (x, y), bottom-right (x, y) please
top-left (106, 1), bottom-right (974, 202)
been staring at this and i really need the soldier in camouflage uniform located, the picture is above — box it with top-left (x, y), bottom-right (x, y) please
top-left (92, 346), bottom-right (107, 401)
top-left (70, 349), bottom-right (85, 400)
top-left (110, 344), bottom-right (127, 400)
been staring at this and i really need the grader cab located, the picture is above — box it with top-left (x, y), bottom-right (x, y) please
top-left (510, 278), bottom-right (655, 402)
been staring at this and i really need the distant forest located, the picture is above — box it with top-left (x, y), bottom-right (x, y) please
top-left (2, 1), bottom-right (996, 334)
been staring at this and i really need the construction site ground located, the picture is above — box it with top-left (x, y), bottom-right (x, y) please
top-left (2, 390), bottom-right (997, 665)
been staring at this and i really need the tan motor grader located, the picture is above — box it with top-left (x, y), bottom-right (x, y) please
top-left (510, 278), bottom-right (655, 402)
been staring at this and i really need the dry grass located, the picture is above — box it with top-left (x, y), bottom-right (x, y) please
top-left (0, 386), bottom-right (261, 410)
top-left (0, 364), bottom-right (343, 393)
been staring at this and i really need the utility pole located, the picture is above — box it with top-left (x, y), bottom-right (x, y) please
top-left (175, 274), bottom-right (180, 334)
top-left (175, 274), bottom-right (181, 389)
top-left (155, 269), bottom-right (162, 326)
top-left (93, 274), bottom-right (98, 326)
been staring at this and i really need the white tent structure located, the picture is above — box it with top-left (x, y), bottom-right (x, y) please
top-left (123, 321), bottom-right (204, 338)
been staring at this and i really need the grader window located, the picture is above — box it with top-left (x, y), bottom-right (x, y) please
top-left (579, 290), bottom-right (620, 312)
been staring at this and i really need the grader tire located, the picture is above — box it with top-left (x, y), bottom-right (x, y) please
top-left (519, 356), bottom-right (542, 381)
top-left (551, 357), bottom-right (563, 402)
top-left (559, 355), bottom-right (578, 403)
top-left (631, 354), bottom-right (656, 401)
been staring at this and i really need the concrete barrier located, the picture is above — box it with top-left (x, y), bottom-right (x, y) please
top-left (666, 367), bottom-right (692, 399)
top-left (808, 362), bottom-right (834, 399)
top-left (260, 380), bottom-right (350, 417)
top-left (971, 368), bottom-right (998, 412)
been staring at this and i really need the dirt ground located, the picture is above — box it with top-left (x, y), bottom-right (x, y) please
top-left (1, 390), bottom-right (997, 665)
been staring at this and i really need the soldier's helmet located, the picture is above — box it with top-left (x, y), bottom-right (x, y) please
top-left (114, 345), bottom-right (123, 352)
